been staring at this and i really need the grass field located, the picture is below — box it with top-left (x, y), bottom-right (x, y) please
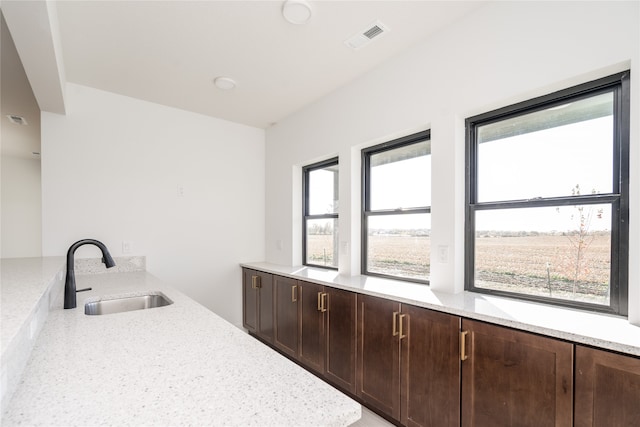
top-left (308, 233), bottom-right (611, 304)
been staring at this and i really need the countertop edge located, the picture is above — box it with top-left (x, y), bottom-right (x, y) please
top-left (0, 258), bottom-right (65, 414)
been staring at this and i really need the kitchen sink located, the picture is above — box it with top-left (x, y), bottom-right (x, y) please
top-left (84, 292), bottom-right (173, 315)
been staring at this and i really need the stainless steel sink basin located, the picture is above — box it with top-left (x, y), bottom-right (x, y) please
top-left (84, 292), bottom-right (173, 315)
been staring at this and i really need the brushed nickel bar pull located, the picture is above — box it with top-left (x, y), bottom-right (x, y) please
top-left (291, 285), bottom-right (297, 302)
top-left (460, 330), bottom-right (469, 361)
top-left (392, 311), bottom-right (399, 336)
top-left (399, 314), bottom-right (407, 340)
top-left (320, 293), bottom-right (328, 313)
top-left (317, 291), bottom-right (322, 311)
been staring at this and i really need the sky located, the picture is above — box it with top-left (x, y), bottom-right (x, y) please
top-left (308, 110), bottom-right (614, 233)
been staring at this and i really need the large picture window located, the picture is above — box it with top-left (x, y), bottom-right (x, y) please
top-left (303, 158), bottom-right (339, 269)
top-left (362, 131), bottom-right (431, 283)
top-left (465, 72), bottom-right (630, 315)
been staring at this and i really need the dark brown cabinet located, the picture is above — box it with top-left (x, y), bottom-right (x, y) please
top-left (242, 268), bottom-right (274, 343)
top-left (575, 345), bottom-right (640, 427)
top-left (323, 286), bottom-right (357, 394)
top-left (294, 280), bottom-right (357, 394)
top-left (460, 319), bottom-right (573, 427)
top-left (401, 304), bottom-right (460, 427)
top-left (274, 275), bottom-right (299, 358)
top-left (356, 294), bottom-right (401, 418)
top-left (298, 280), bottom-right (325, 373)
top-left (242, 267), bottom-right (640, 427)
top-left (356, 294), bottom-right (460, 426)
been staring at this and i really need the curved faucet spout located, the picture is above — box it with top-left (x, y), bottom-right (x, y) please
top-left (64, 239), bottom-right (116, 309)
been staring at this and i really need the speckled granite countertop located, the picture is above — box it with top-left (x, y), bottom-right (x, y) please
top-left (242, 262), bottom-right (640, 357)
top-left (2, 270), bottom-right (361, 426)
top-left (1, 257), bottom-right (66, 352)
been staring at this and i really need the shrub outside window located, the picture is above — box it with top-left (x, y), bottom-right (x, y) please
top-left (303, 158), bottom-right (339, 269)
top-left (465, 72), bottom-right (630, 315)
top-left (362, 131), bottom-right (431, 283)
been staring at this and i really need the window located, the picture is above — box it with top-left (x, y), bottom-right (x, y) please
top-left (303, 158), bottom-right (339, 269)
top-left (465, 72), bottom-right (630, 315)
top-left (362, 131), bottom-right (431, 282)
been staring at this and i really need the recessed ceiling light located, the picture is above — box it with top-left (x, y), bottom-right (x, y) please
top-left (213, 76), bottom-right (236, 90)
top-left (282, 0), bottom-right (313, 25)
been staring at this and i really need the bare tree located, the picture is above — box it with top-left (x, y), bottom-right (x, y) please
top-left (563, 184), bottom-right (603, 297)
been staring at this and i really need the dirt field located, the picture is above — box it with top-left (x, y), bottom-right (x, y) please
top-left (308, 233), bottom-right (611, 303)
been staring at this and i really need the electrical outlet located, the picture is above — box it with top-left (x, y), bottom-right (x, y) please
top-left (438, 245), bottom-right (449, 263)
top-left (122, 240), bottom-right (132, 254)
top-left (177, 184), bottom-right (185, 197)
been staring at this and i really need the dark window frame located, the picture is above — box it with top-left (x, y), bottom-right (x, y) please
top-left (302, 157), bottom-right (339, 270)
top-left (465, 71), bottom-right (630, 316)
top-left (362, 130), bottom-right (432, 284)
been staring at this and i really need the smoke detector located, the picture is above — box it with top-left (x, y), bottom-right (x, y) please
top-left (344, 20), bottom-right (390, 50)
top-left (6, 114), bottom-right (28, 125)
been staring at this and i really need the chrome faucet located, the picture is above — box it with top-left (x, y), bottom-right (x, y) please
top-left (64, 239), bottom-right (116, 309)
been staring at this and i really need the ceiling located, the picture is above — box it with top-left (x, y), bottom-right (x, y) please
top-left (50, 0), bottom-right (486, 129)
top-left (1, 1), bottom-right (488, 136)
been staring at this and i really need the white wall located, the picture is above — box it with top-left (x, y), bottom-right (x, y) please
top-left (1, 156), bottom-right (42, 258)
top-left (42, 83), bottom-right (265, 326)
top-left (265, 2), bottom-right (640, 320)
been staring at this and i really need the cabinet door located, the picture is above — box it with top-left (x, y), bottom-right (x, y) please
top-left (256, 271), bottom-right (273, 343)
top-left (298, 281), bottom-right (325, 374)
top-left (575, 345), bottom-right (640, 427)
top-left (356, 294), bottom-right (401, 420)
top-left (242, 268), bottom-right (258, 333)
top-left (401, 305), bottom-right (460, 427)
top-left (461, 319), bottom-right (573, 427)
top-left (242, 269), bottom-right (273, 343)
top-left (274, 275), bottom-right (299, 358)
top-left (325, 287), bottom-right (357, 394)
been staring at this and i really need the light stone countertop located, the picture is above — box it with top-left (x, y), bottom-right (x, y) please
top-left (1, 257), bottom-right (66, 352)
top-left (2, 270), bottom-right (361, 426)
top-left (242, 262), bottom-right (640, 357)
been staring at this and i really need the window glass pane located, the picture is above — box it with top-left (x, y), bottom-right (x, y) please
top-left (367, 213), bottom-right (430, 281)
top-left (474, 205), bottom-right (612, 305)
top-left (370, 141), bottom-right (431, 210)
top-left (477, 92), bottom-right (613, 202)
top-left (308, 165), bottom-right (338, 215)
top-left (306, 218), bottom-right (338, 267)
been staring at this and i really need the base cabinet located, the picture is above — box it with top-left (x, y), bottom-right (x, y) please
top-left (356, 294), bottom-right (461, 426)
top-left (401, 304), bottom-right (460, 427)
top-left (575, 345), bottom-right (640, 427)
top-left (242, 267), bottom-right (640, 427)
top-left (323, 286), bottom-right (357, 394)
top-left (356, 294), bottom-right (401, 418)
top-left (296, 281), bottom-right (357, 394)
top-left (298, 280), bottom-right (325, 374)
top-left (461, 319), bottom-right (573, 427)
top-left (274, 275), bottom-right (299, 358)
top-left (271, 277), bottom-right (358, 394)
top-left (242, 269), bottom-right (273, 343)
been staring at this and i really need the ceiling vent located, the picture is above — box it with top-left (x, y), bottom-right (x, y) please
top-left (344, 20), bottom-right (390, 50)
top-left (6, 114), bottom-right (28, 125)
